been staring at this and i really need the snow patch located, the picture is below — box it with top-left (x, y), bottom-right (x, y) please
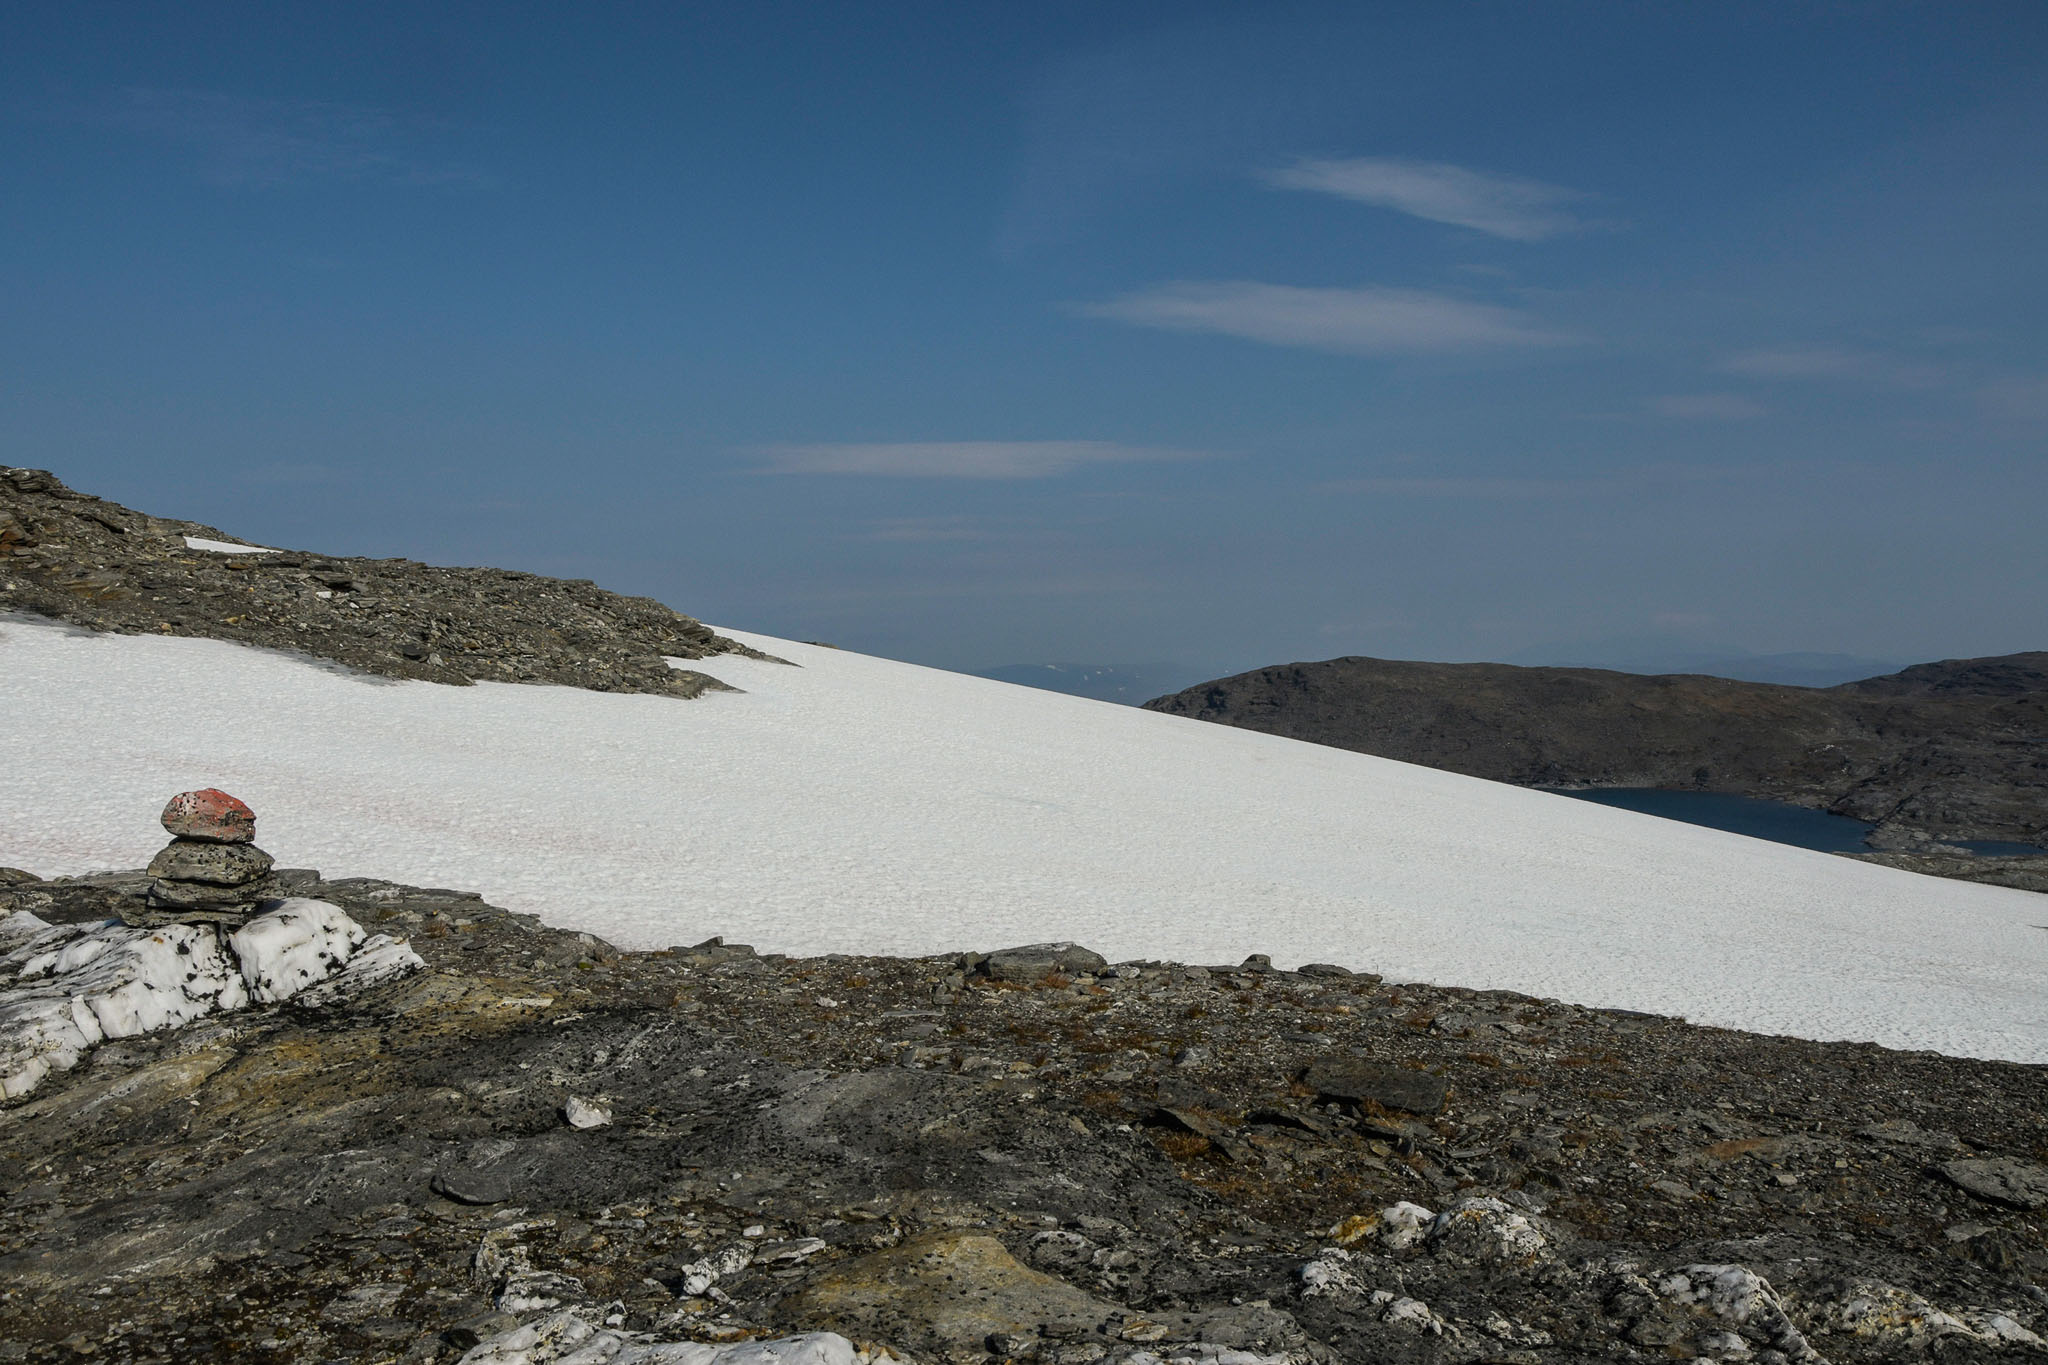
top-left (5, 619), bottom-right (2047, 1061)
top-left (182, 536), bottom-right (279, 554)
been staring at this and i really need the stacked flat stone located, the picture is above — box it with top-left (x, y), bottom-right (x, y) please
top-left (142, 788), bottom-right (278, 922)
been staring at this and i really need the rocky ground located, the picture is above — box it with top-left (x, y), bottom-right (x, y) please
top-left (1143, 655), bottom-right (2048, 855)
top-left (2, 869), bottom-right (2043, 1365)
top-left (0, 467), bottom-right (767, 698)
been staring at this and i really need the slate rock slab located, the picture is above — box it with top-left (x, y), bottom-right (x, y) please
top-left (1302, 1057), bottom-right (1448, 1114)
top-left (980, 942), bottom-right (1108, 982)
top-left (1936, 1156), bottom-right (2048, 1209)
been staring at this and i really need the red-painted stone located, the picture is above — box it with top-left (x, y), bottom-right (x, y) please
top-left (159, 789), bottom-right (256, 844)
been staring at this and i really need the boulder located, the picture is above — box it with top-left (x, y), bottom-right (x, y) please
top-left (980, 942), bottom-right (1109, 982)
top-left (159, 788), bottom-right (256, 843)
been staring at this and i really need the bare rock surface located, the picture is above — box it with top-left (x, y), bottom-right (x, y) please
top-left (2, 869), bottom-right (2042, 1364)
top-left (0, 466), bottom-right (771, 698)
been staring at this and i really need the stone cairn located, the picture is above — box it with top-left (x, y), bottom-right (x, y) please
top-left (135, 788), bottom-right (279, 925)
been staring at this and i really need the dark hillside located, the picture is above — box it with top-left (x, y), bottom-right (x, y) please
top-left (0, 466), bottom-right (768, 698)
top-left (1144, 654), bottom-right (2048, 847)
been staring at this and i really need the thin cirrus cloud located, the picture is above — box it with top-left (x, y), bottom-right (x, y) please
top-left (1321, 475), bottom-right (1621, 499)
top-left (82, 87), bottom-right (488, 188)
top-left (1720, 347), bottom-right (1945, 390)
top-left (1265, 156), bottom-right (1598, 240)
top-left (1646, 394), bottom-right (1769, 421)
top-left (1078, 282), bottom-right (1577, 355)
top-left (752, 441), bottom-right (1209, 479)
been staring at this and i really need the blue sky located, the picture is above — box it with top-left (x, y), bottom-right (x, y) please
top-left (4, 2), bottom-right (2044, 683)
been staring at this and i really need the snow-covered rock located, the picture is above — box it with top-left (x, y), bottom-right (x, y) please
top-left (1, 899), bottom-right (420, 1099)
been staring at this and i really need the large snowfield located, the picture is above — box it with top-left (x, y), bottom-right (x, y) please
top-left (2, 614), bottom-right (2044, 1062)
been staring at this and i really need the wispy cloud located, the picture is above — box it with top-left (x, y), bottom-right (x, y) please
top-left (1320, 475), bottom-right (1620, 499)
top-left (858, 517), bottom-right (996, 542)
top-left (1266, 157), bottom-right (1598, 240)
top-left (1078, 282), bottom-right (1577, 355)
top-left (85, 88), bottom-right (488, 187)
top-left (1721, 347), bottom-right (1944, 390)
top-left (1977, 374), bottom-right (2048, 422)
top-left (1646, 393), bottom-right (1769, 420)
top-left (753, 441), bottom-right (1208, 479)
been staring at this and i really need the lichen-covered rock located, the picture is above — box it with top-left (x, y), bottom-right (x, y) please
top-left (1655, 1264), bottom-right (1821, 1361)
top-left (1426, 1197), bottom-right (1547, 1264)
top-left (159, 788), bottom-right (256, 844)
top-left (147, 838), bottom-right (274, 886)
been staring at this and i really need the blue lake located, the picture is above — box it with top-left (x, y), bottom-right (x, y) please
top-left (1546, 788), bottom-right (2047, 857)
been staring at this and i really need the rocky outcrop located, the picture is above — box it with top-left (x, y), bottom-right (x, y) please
top-left (1143, 654), bottom-right (2048, 847)
top-left (2, 866), bottom-right (2041, 1363)
top-left (0, 466), bottom-right (771, 698)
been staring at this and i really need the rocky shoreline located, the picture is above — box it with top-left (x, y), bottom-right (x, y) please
top-left (2, 867), bottom-right (2043, 1364)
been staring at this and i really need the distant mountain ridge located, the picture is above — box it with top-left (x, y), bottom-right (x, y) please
top-left (1144, 652), bottom-right (2048, 847)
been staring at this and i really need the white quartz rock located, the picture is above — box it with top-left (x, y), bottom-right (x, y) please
top-left (458, 1310), bottom-right (876, 1365)
top-left (291, 932), bottom-right (426, 1006)
top-left (1, 919), bottom-right (247, 1099)
top-left (564, 1095), bottom-right (613, 1130)
top-left (230, 899), bottom-right (368, 1003)
top-left (2, 898), bottom-right (421, 1100)
top-left (0, 909), bottom-right (59, 956)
